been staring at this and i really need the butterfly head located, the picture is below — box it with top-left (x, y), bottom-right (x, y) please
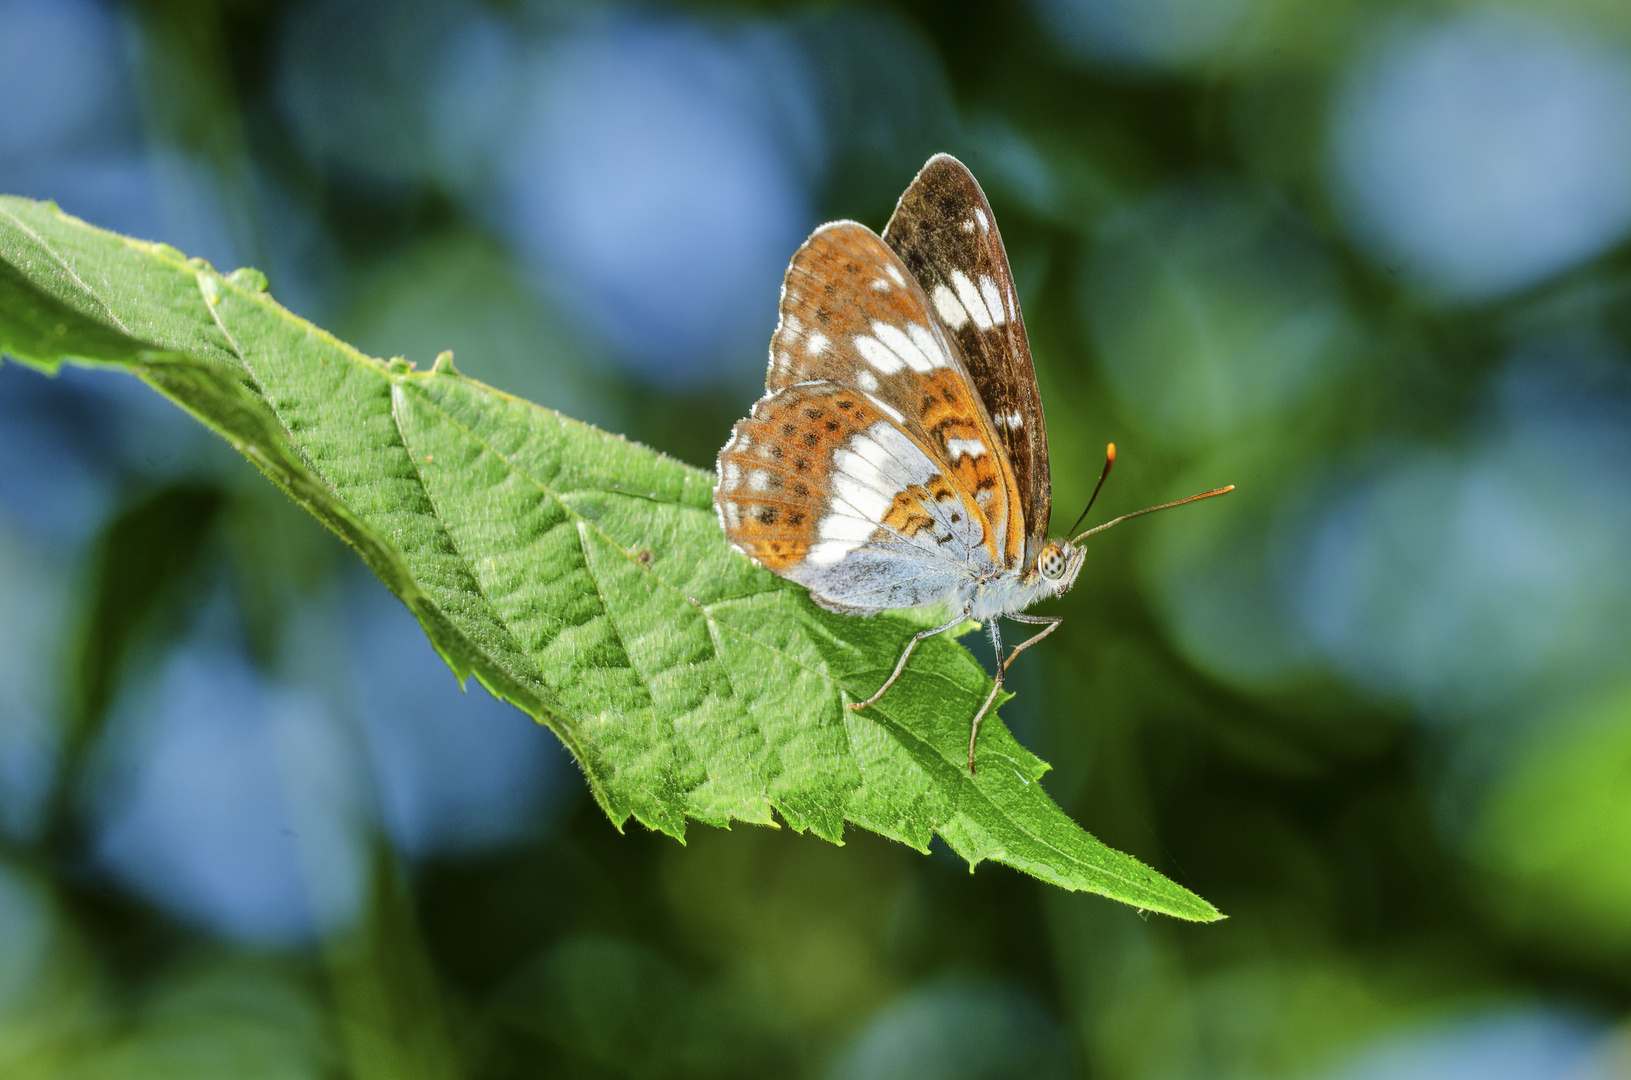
top-left (1032, 538), bottom-right (1086, 595)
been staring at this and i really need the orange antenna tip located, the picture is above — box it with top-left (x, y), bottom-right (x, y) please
top-left (1066, 442), bottom-right (1120, 538)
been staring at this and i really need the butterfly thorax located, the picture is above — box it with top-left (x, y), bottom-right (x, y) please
top-left (964, 539), bottom-right (1086, 621)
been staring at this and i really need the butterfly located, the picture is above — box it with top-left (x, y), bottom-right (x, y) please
top-left (715, 154), bottom-right (1231, 774)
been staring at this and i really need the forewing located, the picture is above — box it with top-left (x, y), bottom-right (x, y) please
top-left (883, 154), bottom-right (1051, 560)
top-left (715, 383), bottom-right (994, 615)
top-left (764, 220), bottom-right (1024, 571)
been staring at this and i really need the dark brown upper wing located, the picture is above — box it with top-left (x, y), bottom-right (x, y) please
top-left (883, 154), bottom-right (1051, 561)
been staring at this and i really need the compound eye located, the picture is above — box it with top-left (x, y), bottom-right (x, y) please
top-left (1039, 545), bottom-right (1065, 580)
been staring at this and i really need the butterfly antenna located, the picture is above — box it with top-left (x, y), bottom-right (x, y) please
top-left (1073, 483), bottom-right (1235, 544)
top-left (1066, 443), bottom-right (1117, 538)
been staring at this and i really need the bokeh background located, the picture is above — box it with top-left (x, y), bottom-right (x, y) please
top-left (4, 0), bottom-right (1631, 1076)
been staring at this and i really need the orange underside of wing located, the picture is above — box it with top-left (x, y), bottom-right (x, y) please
top-left (733, 221), bottom-right (1024, 574)
top-left (717, 382), bottom-right (998, 574)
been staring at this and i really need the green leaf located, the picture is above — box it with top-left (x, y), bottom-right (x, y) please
top-left (0, 196), bottom-right (1220, 921)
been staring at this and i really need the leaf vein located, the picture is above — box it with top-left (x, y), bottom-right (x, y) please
top-left (0, 202), bottom-right (134, 336)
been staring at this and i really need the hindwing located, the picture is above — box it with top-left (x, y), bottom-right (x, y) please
top-left (715, 382), bottom-right (996, 614)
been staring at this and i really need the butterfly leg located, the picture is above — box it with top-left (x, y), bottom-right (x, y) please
top-left (966, 615), bottom-right (1063, 775)
top-left (967, 620), bottom-right (1007, 775)
top-left (848, 611), bottom-right (970, 713)
top-left (1000, 613), bottom-right (1063, 673)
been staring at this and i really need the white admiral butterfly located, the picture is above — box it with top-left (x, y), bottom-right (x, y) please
top-left (717, 154), bottom-right (1231, 773)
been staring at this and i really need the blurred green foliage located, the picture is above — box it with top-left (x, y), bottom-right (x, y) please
top-left (2, 0), bottom-right (1631, 1077)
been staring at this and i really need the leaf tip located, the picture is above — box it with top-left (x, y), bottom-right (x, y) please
top-left (1159, 896), bottom-right (1225, 923)
top-left (1195, 901), bottom-right (1227, 923)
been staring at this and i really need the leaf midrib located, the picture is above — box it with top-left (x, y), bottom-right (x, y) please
top-left (390, 378), bottom-right (775, 817)
top-left (183, 259), bottom-right (605, 802)
top-left (0, 202), bottom-right (134, 337)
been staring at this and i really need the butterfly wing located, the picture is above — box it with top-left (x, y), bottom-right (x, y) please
top-left (883, 154), bottom-right (1051, 563)
top-left (767, 220), bottom-right (1023, 563)
top-left (717, 382), bottom-right (992, 614)
top-left (716, 220), bottom-right (1025, 613)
